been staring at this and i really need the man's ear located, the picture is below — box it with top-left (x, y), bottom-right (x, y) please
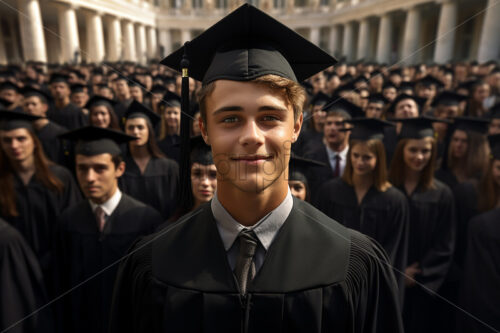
top-left (115, 161), bottom-right (126, 178)
top-left (200, 117), bottom-right (210, 145)
top-left (293, 113), bottom-right (303, 142)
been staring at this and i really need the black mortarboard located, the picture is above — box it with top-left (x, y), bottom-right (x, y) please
top-left (160, 4), bottom-right (336, 84)
top-left (352, 76), bottom-right (368, 85)
top-left (367, 93), bottom-right (389, 105)
top-left (398, 81), bottom-right (414, 92)
top-left (343, 118), bottom-right (395, 141)
top-left (488, 134), bottom-right (500, 160)
top-left (92, 68), bottom-right (104, 75)
top-left (0, 109), bottom-right (41, 131)
top-left (489, 103), bottom-right (500, 119)
top-left (84, 96), bottom-right (117, 110)
top-left (128, 79), bottom-right (142, 87)
top-left (456, 80), bottom-right (476, 93)
top-left (0, 97), bottom-right (12, 109)
top-left (309, 92), bottom-right (330, 106)
top-left (22, 86), bottom-right (51, 103)
top-left (387, 93), bottom-right (426, 115)
top-left (59, 126), bottom-right (135, 156)
top-left (49, 73), bottom-right (70, 84)
top-left (323, 96), bottom-right (364, 118)
top-left (382, 81), bottom-right (397, 90)
top-left (70, 83), bottom-right (88, 94)
top-left (334, 82), bottom-right (356, 95)
top-left (150, 84), bottom-right (167, 95)
top-left (96, 82), bottom-right (111, 89)
top-left (339, 74), bottom-right (353, 82)
top-left (431, 91), bottom-right (467, 107)
top-left (389, 68), bottom-right (402, 76)
top-left (393, 116), bottom-right (449, 139)
top-left (190, 135), bottom-right (213, 166)
top-left (289, 154), bottom-right (326, 185)
top-left (159, 90), bottom-right (181, 108)
top-left (416, 75), bottom-right (444, 89)
top-left (0, 81), bottom-right (20, 93)
top-left (69, 69), bottom-right (85, 80)
top-left (452, 116), bottom-right (490, 135)
top-left (123, 100), bottom-right (161, 128)
top-left (0, 69), bottom-right (16, 79)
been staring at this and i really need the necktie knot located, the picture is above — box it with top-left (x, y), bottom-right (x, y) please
top-left (234, 229), bottom-right (259, 295)
top-left (95, 206), bottom-right (106, 232)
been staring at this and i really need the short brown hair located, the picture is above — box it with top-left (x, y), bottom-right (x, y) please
top-left (342, 139), bottom-right (391, 192)
top-left (197, 74), bottom-right (306, 123)
top-left (389, 137), bottom-right (437, 190)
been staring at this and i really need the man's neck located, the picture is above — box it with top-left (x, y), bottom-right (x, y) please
top-left (55, 97), bottom-right (70, 109)
top-left (33, 118), bottom-right (49, 130)
top-left (326, 140), bottom-right (347, 153)
top-left (216, 179), bottom-right (289, 227)
top-left (91, 186), bottom-right (118, 205)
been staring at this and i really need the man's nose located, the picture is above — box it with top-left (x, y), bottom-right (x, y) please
top-left (239, 120), bottom-right (264, 146)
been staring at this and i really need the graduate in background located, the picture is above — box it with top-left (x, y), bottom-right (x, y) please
top-left (388, 117), bottom-right (455, 333)
top-left (314, 118), bottom-right (409, 299)
top-left (288, 155), bottom-right (326, 202)
top-left (86, 96), bottom-right (121, 131)
top-left (57, 126), bottom-right (163, 333)
top-left (119, 101), bottom-right (179, 220)
top-left (157, 91), bottom-right (182, 164)
top-left (0, 110), bottom-right (82, 298)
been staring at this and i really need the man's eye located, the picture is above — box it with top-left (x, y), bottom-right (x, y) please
top-left (262, 115), bottom-right (279, 122)
top-left (222, 117), bottom-right (238, 123)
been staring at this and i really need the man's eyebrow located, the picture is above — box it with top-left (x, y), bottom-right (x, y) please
top-left (213, 105), bottom-right (288, 115)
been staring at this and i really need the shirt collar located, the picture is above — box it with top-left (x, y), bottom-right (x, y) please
top-left (212, 189), bottom-right (294, 251)
top-left (89, 189), bottom-right (122, 216)
top-left (325, 143), bottom-right (349, 160)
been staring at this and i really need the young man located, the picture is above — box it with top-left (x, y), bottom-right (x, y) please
top-left (109, 5), bottom-right (403, 332)
top-left (57, 127), bottom-right (163, 333)
top-left (0, 81), bottom-right (23, 112)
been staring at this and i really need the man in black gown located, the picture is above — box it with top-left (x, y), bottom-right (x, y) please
top-left (109, 5), bottom-right (403, 332)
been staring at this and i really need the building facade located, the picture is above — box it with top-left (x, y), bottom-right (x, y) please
top-left (0, 0), bottom-right (498, 66)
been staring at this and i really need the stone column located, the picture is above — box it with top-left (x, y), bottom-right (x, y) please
top-left (376, 13), bottom-right (392, 64)
top-left (85, 11), bottom-right (105, 63)
top-left (285, 0), bottom-right (294, 14)
top-left (478, 0), bottom-right (500, 62)
top-left (401, 6), bottom-right (420, 64)
top-left (310, 27), bottom-right (320, 46)
top-left (106, 16), bottom-right (122, 62)
top-left (357, 18), bottom-right (369, 60)
top-left (342, 22), bottom-right (354, 61)
top-left (0, 23), bottom-right (7, 65)
top-left (146, 26), bottom-right (158, 59)
top-left (17, 0), bottom-right (47, 62)
top-left (123, 20), bottom-right (137, 61)
top-left (434, 0), bottom-right (457, 63)
top-left (136, 24), bottom-right (147, 65)
top-left (329, 25), bottom-right (339, 55)
top-left (57, 4), bottom-right (80, 64)
top-left (181, 29), bottom-right (191, 44)
top-left (159, 29), bottom-right (172, 58)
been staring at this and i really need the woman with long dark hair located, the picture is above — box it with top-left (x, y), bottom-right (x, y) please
top-left (389, 117), bottom-right (455, 333)
top-left (86, 96), bottom-right (121, 131)
top-left (314, 118), bottom-right (409, 297)
top-left (0, 110), bottom-right (81, 296)
top-left (119, 101), bottom-right (179, 220)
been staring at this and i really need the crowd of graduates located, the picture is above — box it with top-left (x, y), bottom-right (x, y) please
top-left (0, 57), bottom-right (499, 332)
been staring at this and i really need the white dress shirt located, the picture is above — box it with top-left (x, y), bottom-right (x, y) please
top-left (325, 144), bottom-right (349, 177)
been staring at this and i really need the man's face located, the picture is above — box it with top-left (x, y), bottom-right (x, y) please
top-left (323, 115), bottom-right (347, 148)
top-left (489, 119), bottom-right (500, 135)
top-left (365, 102), bottom-right (384, 119)
top-left (416, 85), bottom-right (436, 101)
top-left (23, 96), bottom-right (48, 117)
top-left (71, 92), bottom-right (89, 108)
top-left (50, 82), bottom-right (70, 100)
top-left (130, 86), bottom-right (143, 102)
top-left (395, 99), bottom-right (419, 118)
top-left (76, 153), bottom-right (125, 204)
top-left (164, 106), bottom-right (181, 130)
top-left (114, 80), bottom-right (130, 96)
top-left (383, 87), bottom-right (397, 102)
top-left (0, 89), bottom-right (20, 104)
top-left (201, 80), bottom-right (302, 193)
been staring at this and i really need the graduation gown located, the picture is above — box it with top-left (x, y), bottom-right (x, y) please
top-left (292, 128), bottom-right (323, 157)
top-left (109, 197), bottom-right (404, 333)
top-left (119, 155), bottom-right (179, 220)
top-left (36, 121), bottom-right (68, 166)
top-left (458, 208), bottom-right (500, 333)
top-left (57, 194), bottom-right (163, 333)
top-left (302, 144), bottom-right (336, 197)
top-left (1, 164), bottom-right (82, 296)
top-left (313, 179), bottom-right (409, 299)
top-left (0, 219), bottom-right (53, 333)
top-left (47, 103), bottom-right (88, 130)
top-left (398, 180), bottom-right (456, 333)
top-left (157, 134), bottom-right (181, 164)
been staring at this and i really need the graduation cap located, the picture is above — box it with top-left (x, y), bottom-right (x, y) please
top-left (92, 68), bottom-right (104, 75)
top-left (150, 84), bottom-right (167, 95)
top-left (49, 73), bottom-right (70, 84)
top-left (0, 97), bottom-right (12, 109)
top-left (416, 75), bottom-right (444, 89)
top-left (289, 154), bottom-right (326, 186)
top-left (323, 96), bottom-right (364, 118)
top-left (388, 68), bottom-right (402, 76)
top-left (159, 90), bottom-right (181, 108)
top-left (59, 126), bottom-right (135, 156)
top-left (334, 82), bottom-right (356, 95)
top-left (84, 96), bottom-right (117, 110)
top-left (123, 100), bottom-right (161, 128)
top-left (309, 92), bottom-right (330, 107)
top-left (431, 91), bottom-right (467, 107)
top-left (0, 81), bottom-right (20, 93)
top-left (452, 116), bottom-right (490, 135)
top-left (339, 74), bottom-right (353, 82)
top-left (190, 135), bottom-right (213, 166)
top-left (382, 81), bottom-right (397, 90)
top-left (387, 93), bottom-right (426, 115)
top-left (456, 80), bottom-right (476, 93)
top-left (488, 134), bottom-right (500, 160)
top-left (398, 81), bottom-right (414, 92)
top-left (21, 86), bottom-right (51, 104)
top-left (160, 4), bottom-right (336, 84)
top-left (70, 83), bottom-right (88, 94)
top-left (392, 116), bottom-right (449, 139)
top-left (367, 93), bottom-right (389, 105)
top-left (343, 118), bottom-right (395, 141)
top-left (352, 76), bottom-right (367, 85)
top-left (0, 109), bottom-right (42, 131)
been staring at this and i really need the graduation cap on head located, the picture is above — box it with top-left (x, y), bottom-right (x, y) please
top-left (96, 82), bottom-right (111, 89)
top-left (389, 68), bottom-right (402, 76)
top-left (123, 100), bottom-right (161, 128)
top-left (0, 69), bottom-right (16, 79)
top-left (0, 109), bottom-right (42, 131)
top-left (49, 73), bottom-right (70, 84)
top-left (309, 92), bottom-right (330, 106)
top-left (0, 97), bottom-right (12, 109)
top-left (70, 83), bottom-right (88, 94)
top-left (289, 153), bottom-right (326, 186)
top-left (333, 82), bottom-right (356, 95)
top-left (342, 118), bottom-right (395, 141)
top-left (456, 80), bottom-right (476, 93)
top-left (416, 75), bottom-right (444, 89)
top-left (150, 84), bottom-right (167, 95)
top-left (339, 74), bottom-right (353, 82)
top-left (323, 96), bottom-right (364, 118)
top-left (431, 91), bottom-right (467, 107)
top-left (452, 116), bottom-right (490, 135)
top-left (92, 68), bottom-right (104, 75)
top-left (84, 95), bottom-right (117, 110)
top-left (382, 81), bottom-right (397, 90)
top-left (0, 81), bottom-right (20, 93)
top-left (59, 126), bottom-right (135, 156)
top-left (159, 90), bottom-right (181, 108)
top-left (488, 134), bottom-right (500, 160)
top-left (22, 86), bottom-right (51, 104)
top-left (392, 116), bottom-right (449, 140)
top-left (190, 135), bottom-right (213, 166)
top-left (387, 93), bottom-right (426, 115)
top-left (127, 79), bottom-right (142, 88)
top-left (367, 93), bottom-right (389, 105)
top-left (398, 81), bottom-right (414, 92)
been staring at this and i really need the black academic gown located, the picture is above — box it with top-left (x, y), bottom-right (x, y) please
top-left (109, 197), bottom-right (404, 333)
top-left (382, 126), bottom-right (397, 166)
top-left (399, 180), bottom-right (456, 333)
top-left (57, 194), bottom-right (163, 333)
top-left (47, 103), bottom-right (88, 130)
top-left (119, 155), bottom-right (179, 220)
top-left (458, 208), bottom-right (500, 333)
top-left (157, 134), bottom-right (181, 164)
top-left (313, 179), bottom-right (409, 301)
top-left (0, 219), bottom-right (54, 333)
top-left (113, 98), bottom-right (133, 121)
top-left (302, 144), bottom-right (336, 197)
top-left (36, 121), bottom-right (68, 166)
top-left (292, 128), bottom-right (323, 157)
top-left (1, 165), bottom-right (82, 297)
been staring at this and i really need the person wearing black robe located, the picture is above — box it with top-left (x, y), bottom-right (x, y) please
top-left (119, 101), bottom-right (179, 220)
top-left (57, 126), bottom-right (163, 333)
top-left (157, 91), bottom-right (182, 164)
top-left (0, 218), bottom-right (54, 333)
top-left (110, 5), bottom-right (403, 332)
top-left (314, 118), bottom-right (409, 301)
top-left (388, 117), bottom-right (455, 333)
top-left (0, 110), bottom-right (82, 299)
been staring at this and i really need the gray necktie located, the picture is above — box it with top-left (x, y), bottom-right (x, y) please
top-left (234, 229), bottom-right (259, 296)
